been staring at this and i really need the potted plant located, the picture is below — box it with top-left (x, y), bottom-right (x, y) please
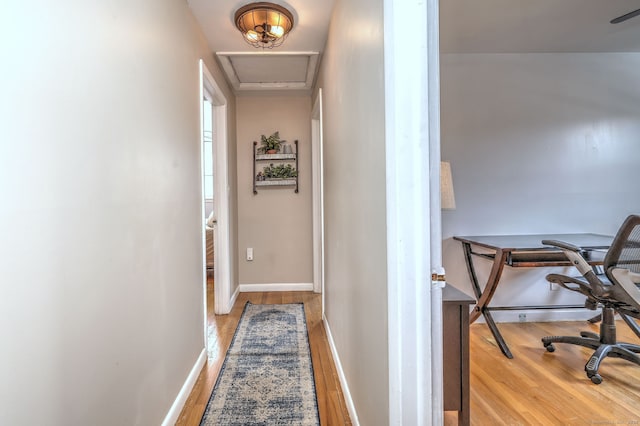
top-left (262, 163), bottom-right (298, 180)
top-left (258, 131), bottom-right (285, 154)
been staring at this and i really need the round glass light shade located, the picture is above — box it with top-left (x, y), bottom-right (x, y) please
top-left (234, 2), bottom-right (294, 49)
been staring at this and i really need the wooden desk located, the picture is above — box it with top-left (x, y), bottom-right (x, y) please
top-left (443, 284), bottom-right (475, 426)
top-left (453, 233), bottom-right (612, 358)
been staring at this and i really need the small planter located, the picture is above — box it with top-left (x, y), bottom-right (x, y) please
top-left (258, 131), bottom-right (285, 154)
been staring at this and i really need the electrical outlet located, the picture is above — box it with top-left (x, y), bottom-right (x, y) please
top-left (246, 247), bottom-right (253, 261)
top-left (518, 313), bottom-right (527, 323)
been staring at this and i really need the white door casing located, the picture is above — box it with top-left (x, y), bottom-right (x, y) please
top-left (383, 0), bottom-right (442, 424)
top-left (199, 59), bottom-right (232, 321)
top-left (311, 89), bottom-right (325, 306)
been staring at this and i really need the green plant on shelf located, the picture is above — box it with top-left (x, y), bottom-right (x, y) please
top-left (261, 163), bottom-right (298, 180)
top-left (257, 131), bottom-right (285, 154)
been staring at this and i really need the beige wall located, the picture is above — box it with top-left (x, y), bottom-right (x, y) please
top-left (313, 0), bottom-right (388, 423)
top-left (236, 96), bottom-right (313, 285)
top-left (0, 1), bottom-right (235, 424)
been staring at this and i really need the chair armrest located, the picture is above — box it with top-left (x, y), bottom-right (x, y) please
top-left (546, 273), bottom-right (596, 299)
top-left (541, 239), bottom-right (590, 273)
top-left (542, 238), bottom-right (607, 297)
top-left (542, 239), bottom-right (581, 252)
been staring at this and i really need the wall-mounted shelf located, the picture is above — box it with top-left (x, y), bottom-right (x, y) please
top-left (255, 179), bottom-right (297, 187)
top-left (253, 140), bottom-right (299, 194)
top-left (255, 153), bottom-right (296, 161)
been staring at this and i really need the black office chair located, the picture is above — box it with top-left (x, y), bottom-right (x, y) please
top-left (541, 215), bottom-right (640, 384)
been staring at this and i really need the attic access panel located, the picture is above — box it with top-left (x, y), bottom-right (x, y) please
top-left (217, 52), bottom-right (319, 92)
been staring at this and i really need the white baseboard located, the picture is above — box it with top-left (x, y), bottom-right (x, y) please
top-left (239, 282), bottom-right (314, 292)
top-left (229, 285), bottom-right (240, 309)
top-left (323, 314), bottom-right (360, 426)
top-left (162, 348), bottom-right (207, 426)
top-left (480, 308), bottom-right (597, 323)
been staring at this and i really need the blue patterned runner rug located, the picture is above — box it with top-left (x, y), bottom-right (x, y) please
top-left (200, 302), bottom-right (320, 425)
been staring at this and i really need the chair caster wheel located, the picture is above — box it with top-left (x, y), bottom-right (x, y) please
top-left (590, 374), bottom-right (602, 384)
top-left (544, 343), bottom-right (555, 352)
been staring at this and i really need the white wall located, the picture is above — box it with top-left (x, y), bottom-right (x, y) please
top-left (313, 0), bottom-right (388, 423)
top-left (441, 53), bottom-right (640, 320)
top-left (0, 1), bottom-right (235, 424)
top-left (236, 96), bottom-right (313, 287)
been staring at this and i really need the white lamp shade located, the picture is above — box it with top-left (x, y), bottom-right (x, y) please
top-left (440, 161), bottom-right (456, 210)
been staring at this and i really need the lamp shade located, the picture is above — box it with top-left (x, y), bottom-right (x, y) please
top-left (234, 2), bottom-right (294, 49)
top-left (440, 161), bottom-right (456, 210)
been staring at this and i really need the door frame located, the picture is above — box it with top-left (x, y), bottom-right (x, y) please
top-left (199, 59), bottom-right (232, 320)
top-left (383, 0), bottom-right (443, 423)
top-left (311, 89), bottom-right (325, 308)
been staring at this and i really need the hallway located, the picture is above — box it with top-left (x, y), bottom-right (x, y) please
top-left (176, 289), bottom-right (352, 425)
top-left (3, 1), bottom-right (431, 423)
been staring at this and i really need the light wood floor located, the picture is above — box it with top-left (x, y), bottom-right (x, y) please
top-left (176, 281), bottom-right (640, 425)
top-left (175, 285), bottom-right (352, 425)
top-left (445, 318), bottom-right (640, 425)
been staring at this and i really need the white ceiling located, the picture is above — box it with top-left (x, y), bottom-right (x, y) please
top-left (187, 1), bottom-right (640, 94)
top-left (187, 0), bottom-right (335, 94)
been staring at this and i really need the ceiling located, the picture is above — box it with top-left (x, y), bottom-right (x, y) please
top-left (187, 0), bottom-right (335, 94)
top-left (187, 1), bottom-right (640, 94)
top-left (440, 0), bottom-right (640, 54)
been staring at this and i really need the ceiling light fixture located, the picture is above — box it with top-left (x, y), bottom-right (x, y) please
top-left (234, 2), bottom-right (295, 49)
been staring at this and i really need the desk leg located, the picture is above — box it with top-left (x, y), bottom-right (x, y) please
top-left (461, 242), bottom-right (483, 302)
top-left (461, 244), bottom-right (514, 358)
top-left (483, 308), bottom-right (513, 358)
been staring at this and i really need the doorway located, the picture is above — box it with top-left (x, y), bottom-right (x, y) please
top-left (311, 89), bottom-right (325, 314)
top-left (199, 60), bottom-right (232, 337)
top-left (202, 98), bottom-right (215, 326)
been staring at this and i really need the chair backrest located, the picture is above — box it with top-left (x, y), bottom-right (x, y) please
top-left (604, 215), bottom-right (640, 309)
top-left (604, 215), bottom-right (640, 273)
